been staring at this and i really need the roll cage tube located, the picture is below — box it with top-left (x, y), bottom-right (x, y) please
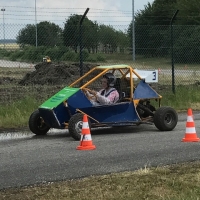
top-left (69, 65), bottom-right (145, 103)
top-left (80, 69), bottom-right (110, 89)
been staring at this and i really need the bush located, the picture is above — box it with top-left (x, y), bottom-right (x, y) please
top-left (3, 46), bottom-right (70, 63)
top-left (86, 55), bottom-right (97, 62)
top-left (0, 49), bottom-right (11, 58)
top-left (77, 49), bottom-right (90, 61)
top-left (61, 51), bottom-right (77, 61)
top-left (58, 46), bottom-right (69, 56)
top-left (86, 54), bottom-right (106, 62)
top-left (43, 46), bottom-right (70, 61)
top-left (9, 50), bottom-right (24, 61)
top-left (96, 54), bottom-right (106, 62)
top-left (21, 46), bottom-right (44, 62)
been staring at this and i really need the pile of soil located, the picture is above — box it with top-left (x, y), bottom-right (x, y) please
top-left (19, 62), bottom-right (99, 86)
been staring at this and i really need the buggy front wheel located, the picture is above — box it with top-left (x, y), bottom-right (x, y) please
top-left (29, 110), bottom-right (50, 135)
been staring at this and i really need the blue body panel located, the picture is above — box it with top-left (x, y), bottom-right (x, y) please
top-left (134, 80), bottom-right (160, 99)
top-left (39, 90), bottom-right (93, 129)
top-left (79, 102), bottom-right (140, 123)
top-left (39, 108), bottom-right (61, 128)
top-left (67, 90), bottom-right (93, 114)
top-left (39, 103), bottom-right (71, 128)
top-left (67, 90), bottom-right (140, 123)
top-left (40, 87), bottom-right (147, 128)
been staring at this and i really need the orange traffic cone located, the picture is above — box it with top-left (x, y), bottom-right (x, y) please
top-left (76, 114), bottom-right (96, 150)
top-left (182, 108), bottom-right (200, 142)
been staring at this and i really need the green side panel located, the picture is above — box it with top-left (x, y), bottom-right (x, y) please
top-left (39, 87), bottom-right (80, 109)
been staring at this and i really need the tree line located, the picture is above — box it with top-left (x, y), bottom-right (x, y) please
top-left (16, 0), bottom-right (200, 63)
top-left (127, 0), bottom-right (200, 62)
top-left (16, 15), bottom-right (128, 54)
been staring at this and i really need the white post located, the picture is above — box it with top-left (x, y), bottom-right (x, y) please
top-left (35, 0), bottom-right (38, 47)
top-left (132, 0), bottom-right (135, 61)
top-left (1, 8), bottom-right (5, 49)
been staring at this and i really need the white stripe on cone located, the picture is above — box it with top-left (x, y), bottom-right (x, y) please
top-left (82, 121), bottom-right (89, 129)
top-left (187, 116), bottom-right (194, 122)
top-left (186, 127), bottom-right (196, 133)
top-left (81, 134), bottom-right (92, 141)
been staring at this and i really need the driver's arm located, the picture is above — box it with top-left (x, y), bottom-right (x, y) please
top-left (85, 90), bottom-right (97, 101)
top-left (96, 90), bottom-right (119, 105)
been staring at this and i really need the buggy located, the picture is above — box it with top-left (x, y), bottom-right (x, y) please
top-left (29, 64), bottom-right (178, 140)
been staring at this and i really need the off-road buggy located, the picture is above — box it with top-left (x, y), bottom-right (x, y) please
top-left (29, 64), bottom-right (178, 140)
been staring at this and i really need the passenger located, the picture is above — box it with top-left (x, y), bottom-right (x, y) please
top-left (85, 73), bottom-right (119, 106)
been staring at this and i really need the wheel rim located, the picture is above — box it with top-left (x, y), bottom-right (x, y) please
top-left (37, 117), bottom-right (47, 130)
top-left (75, 121), bottom-right (83, 135)
top-left (164, 113), bottom-right (174, 124)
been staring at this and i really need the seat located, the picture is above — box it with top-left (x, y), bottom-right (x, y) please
top-left (114, 78), bottom-right (126, 102)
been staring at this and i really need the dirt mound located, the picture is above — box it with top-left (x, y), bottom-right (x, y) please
top-left (19, 62), bottom-right (99, 86)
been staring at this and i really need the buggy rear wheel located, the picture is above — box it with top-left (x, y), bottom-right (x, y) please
top-left (29, 110), bottom-right (50, 135)
top-left (68, 113), bottom-right (92, 141)
top-left (154, 106), bottom-right (178, 131)
top-left (68, 113), bottom-right (84, 141)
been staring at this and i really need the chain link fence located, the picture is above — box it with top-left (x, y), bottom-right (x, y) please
top-left (0, 22), bottom-right (200, 103)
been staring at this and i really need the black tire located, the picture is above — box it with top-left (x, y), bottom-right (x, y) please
top-left (154, 106), bottom-right (178, 131)
top-left (68, 113), bottom-right (91, 141)
top-left (29, 110), bottom-right (50, 135)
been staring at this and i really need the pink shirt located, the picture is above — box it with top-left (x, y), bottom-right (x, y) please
top-left (96, 88), bottom-right (119, 105)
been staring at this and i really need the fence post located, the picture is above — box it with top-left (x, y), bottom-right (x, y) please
top-left (79, 8), bottom-right (89, 77)
top-left (170, 10), bottom-right (179, 94)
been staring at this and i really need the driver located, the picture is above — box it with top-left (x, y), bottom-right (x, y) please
top-left (85, 73), bottom-right (119, 106)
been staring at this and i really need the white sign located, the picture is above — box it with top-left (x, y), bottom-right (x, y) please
top-left (126, 69), bottom-right (158, 83)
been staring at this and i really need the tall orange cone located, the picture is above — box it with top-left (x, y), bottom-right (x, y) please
top-left (182, 108), bottom-right (200, 142)
top-left (76, 114), bottom-right (96, 150)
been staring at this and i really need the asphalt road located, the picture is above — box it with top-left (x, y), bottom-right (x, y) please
top-left (1, 112), bottom-right (200, 189)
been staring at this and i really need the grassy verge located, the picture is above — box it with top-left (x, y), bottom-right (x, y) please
top-left (1, 161), bottom-right (200, 200)
top-left (0, 84), bottom-right (200, 129)
top-left (159, 85), bottom-right (200, 110)
top-left (0, 96), bottom-right (41, 129)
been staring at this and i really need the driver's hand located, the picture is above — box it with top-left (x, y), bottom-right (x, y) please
top-left (90, 90), bottom-right (97, 96)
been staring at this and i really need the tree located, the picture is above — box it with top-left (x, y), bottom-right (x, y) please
top-left (135, 0), bottom-right (177, 25)
top-left (37, 21), bottom-right (63, 46)
top-left (174, 26), bottom-right (200, 63)
top-left (63, 14), bottom-right (98, 53)
top-left (128, 0), bottom-right (177, 57)
top-left (83, 21), bottom-right (99, 53)
top-left (176, 0), bottom-right (200, 25)
top-left (98, 25), bottom-right (118, 53)
top-left (16, 21), bottom-right (62, 47)
top-left (16, 24), bottom-right (35, 48)
top-left (127, 0), bottom-right (200, 61)
top-left (115, 30), bottom-right (129, 53)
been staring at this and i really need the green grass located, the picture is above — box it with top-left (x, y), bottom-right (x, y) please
top-left (160, 85), bottom-right (200, 110)
top-left (0, 84), bottom-right (200, 129)
top-left (1, 161), bottom-right (200, 200)
top-left (0, 96), bottom-right (42, 129)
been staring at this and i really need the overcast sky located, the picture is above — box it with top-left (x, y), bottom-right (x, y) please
top-left (0, 0), bottom-right (154, 39)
